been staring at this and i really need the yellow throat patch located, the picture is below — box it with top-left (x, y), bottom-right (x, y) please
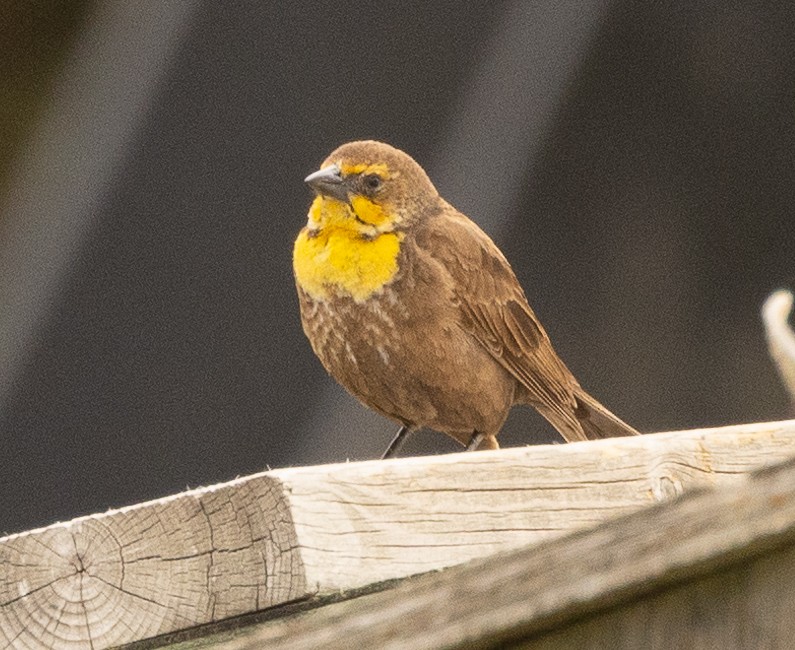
top-left (293, 196), bottom-right (403, 302)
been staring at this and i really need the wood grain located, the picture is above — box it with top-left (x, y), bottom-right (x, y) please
top-left (0, 476), bottom-right (306, 649)
top-left (197, 455), bottom-right (795, 650)
top-left (278, 419), bottom-right (795, 590)
top-left (2, 420), bottom-right (795, 648)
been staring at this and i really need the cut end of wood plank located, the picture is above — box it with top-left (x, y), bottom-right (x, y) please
top-left (0, 475), bottom-right (309, 649)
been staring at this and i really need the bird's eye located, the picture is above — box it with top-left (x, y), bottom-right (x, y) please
top-left (363, 174), bottom-right (383, 191)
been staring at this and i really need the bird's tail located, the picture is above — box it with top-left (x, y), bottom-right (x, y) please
top-left (572, 387), bottom-right (639, 439)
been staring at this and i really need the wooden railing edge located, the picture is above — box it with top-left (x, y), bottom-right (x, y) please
top-left (188, 452), bottom-right (795, 650)
top-left (2, 419), bottom-right (795, 649)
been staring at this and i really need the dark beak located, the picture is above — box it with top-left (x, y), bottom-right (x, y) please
top-left (304, 164), bottom-right (349, 203)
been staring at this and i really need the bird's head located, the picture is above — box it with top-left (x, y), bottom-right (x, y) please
top-left (304, 140), bottom-right (439, 236)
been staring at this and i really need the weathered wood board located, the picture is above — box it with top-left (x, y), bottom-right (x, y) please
top-left (2, 420), bottom-right (795, 649)
top-left (184, 451), bottom-right (795, 650)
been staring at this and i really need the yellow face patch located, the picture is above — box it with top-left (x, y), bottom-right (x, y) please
top-left (296, 164), bottom-right (403, 301)
top-left (349, 195), bottom-right (388, 226)
top-left (306, 195), bottom-right (350, 230)
top-left (307, 186), bottom-right (395, 231)
top-left (339, 162), bottom-right (389, 177)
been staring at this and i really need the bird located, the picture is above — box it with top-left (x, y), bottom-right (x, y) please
top-left (293, 140), bottom-right (639, 458)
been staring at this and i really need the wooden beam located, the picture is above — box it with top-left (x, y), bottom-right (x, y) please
top-left (188, 446), bottom-right (795, 650)
top-left (2, 420), bottom-right (795, 649)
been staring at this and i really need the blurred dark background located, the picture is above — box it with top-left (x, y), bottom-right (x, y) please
top-left (1, 1), bottom-right (793, 535)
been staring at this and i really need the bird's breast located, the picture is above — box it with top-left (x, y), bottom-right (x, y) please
top-left (293, 226), bottom-right (403, 302)
top-left (297, 288), bottom-right (407, 399)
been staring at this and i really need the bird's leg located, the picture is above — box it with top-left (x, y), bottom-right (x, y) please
top-left (381, 425), bottom-right (411, 459)
top-left (465, 431), bottom-right (486, 451)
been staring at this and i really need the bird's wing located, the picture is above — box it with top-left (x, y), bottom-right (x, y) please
top-left (416, 207), bottom-right (582, 432)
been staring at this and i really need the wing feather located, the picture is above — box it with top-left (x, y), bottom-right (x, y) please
top-left (416, 208), bottom-right (581, 433)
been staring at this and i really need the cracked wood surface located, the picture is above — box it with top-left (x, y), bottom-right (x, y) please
top-left (194, 451), bottom-right (795, 650)
top-left (2, 420), bottom-right (795, 649)
top-left (0, 476), bottom-right (305, 649)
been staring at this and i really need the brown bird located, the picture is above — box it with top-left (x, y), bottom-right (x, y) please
top-left (293, 140), bottom-right (638, 457)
